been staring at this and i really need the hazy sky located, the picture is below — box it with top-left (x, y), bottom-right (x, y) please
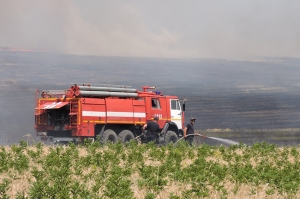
top-left (1, 0), bottom-right (299, 59)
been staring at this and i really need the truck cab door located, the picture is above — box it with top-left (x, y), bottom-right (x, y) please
top-left (147, 98), bottom-right (164, 128)
top-left (170, 99), bottom-right (182, 129)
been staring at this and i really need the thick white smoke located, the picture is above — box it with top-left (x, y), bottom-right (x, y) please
top-left (0, 0), bottom-right (300, 59)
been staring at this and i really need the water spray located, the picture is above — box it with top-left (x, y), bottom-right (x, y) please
top-left (207, 136), bottom-right (239, 145)
top-left (175, 134), bottom-right (239, 145)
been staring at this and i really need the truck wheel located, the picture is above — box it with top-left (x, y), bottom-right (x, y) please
top-left (165, 131), bottom-right (178, 144)
top-left (118, 130), bottom-right (134, 143)
top-left (102, 129), bottom-right (118, 144)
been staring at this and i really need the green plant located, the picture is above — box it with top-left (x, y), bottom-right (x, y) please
top-left (145, 192), bottom-right (155, 199)
top-left (0, 178), bottom-right (10, 199)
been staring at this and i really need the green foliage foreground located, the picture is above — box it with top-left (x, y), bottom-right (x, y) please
top-left (1, 140), bottom-right (300, 198)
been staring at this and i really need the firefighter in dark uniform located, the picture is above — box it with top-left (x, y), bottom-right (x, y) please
top-left (184, 118), bottom-right (196, 146)
top-left (142, 116), bottom-right (160, 143)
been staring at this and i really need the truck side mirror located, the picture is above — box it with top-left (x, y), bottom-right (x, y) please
top-left (183, 103), bottom-right (185, 111)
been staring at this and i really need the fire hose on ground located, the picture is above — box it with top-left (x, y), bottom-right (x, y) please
top-left (174, 133), bottom-right (207, 145)
top-left (133, 133), bottom-right (239, 145)
top-left (133, 134), bottom-right (144, 140)
top-left (133, 133), bottom-right (206, 144)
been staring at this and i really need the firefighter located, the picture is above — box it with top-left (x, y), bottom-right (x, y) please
top-left (142, 116), bottom-right (160, 143)
top-left (184, 118), bottom-right (196, 146)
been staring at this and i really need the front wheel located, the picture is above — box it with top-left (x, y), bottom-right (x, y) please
top-left (118, 130), bottom-right (134, 143)
top-left (102, 129), bottom-right (118, 144)
top-left (164, 130), bottom-right (178, 144)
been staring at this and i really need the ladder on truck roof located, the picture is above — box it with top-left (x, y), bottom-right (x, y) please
top-left (72, 83), bottom-right (132, 88)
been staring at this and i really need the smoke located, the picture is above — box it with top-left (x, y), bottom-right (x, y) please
top-left (0, 0), bottom-right (300, 59)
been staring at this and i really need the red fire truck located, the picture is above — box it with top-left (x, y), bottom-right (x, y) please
top-left (34, 84), bottom-right (186, 144)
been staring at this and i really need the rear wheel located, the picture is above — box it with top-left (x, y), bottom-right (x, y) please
top-left (118, 130), bottom-right (134, 143)
top-left (165, 130), bottom-right (178, 144)
top-left (102, 129), bottom-right (118, 143)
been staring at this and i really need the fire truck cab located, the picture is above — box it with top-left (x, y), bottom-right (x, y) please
top-left (35, 84), bottom-right (185, 144)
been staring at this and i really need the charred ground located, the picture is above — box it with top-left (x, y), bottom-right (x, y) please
top-left (1, 51), bottom-right (300, 145)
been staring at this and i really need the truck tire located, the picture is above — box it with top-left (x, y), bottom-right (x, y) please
top-left (118, 130), bottom-right (134, 143)
top-left (165, 130), bottom-right (178, 144)
top-left (102, 129), bottom-right (118, 144)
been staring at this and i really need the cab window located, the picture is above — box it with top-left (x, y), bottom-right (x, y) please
top-left (151, 98), bottom-right (161, 109)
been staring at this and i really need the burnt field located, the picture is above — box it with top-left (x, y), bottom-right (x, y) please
top-left (1, 51), bottom-right (300, 146)
top-left (188, 93), bottom-right (300, 146)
